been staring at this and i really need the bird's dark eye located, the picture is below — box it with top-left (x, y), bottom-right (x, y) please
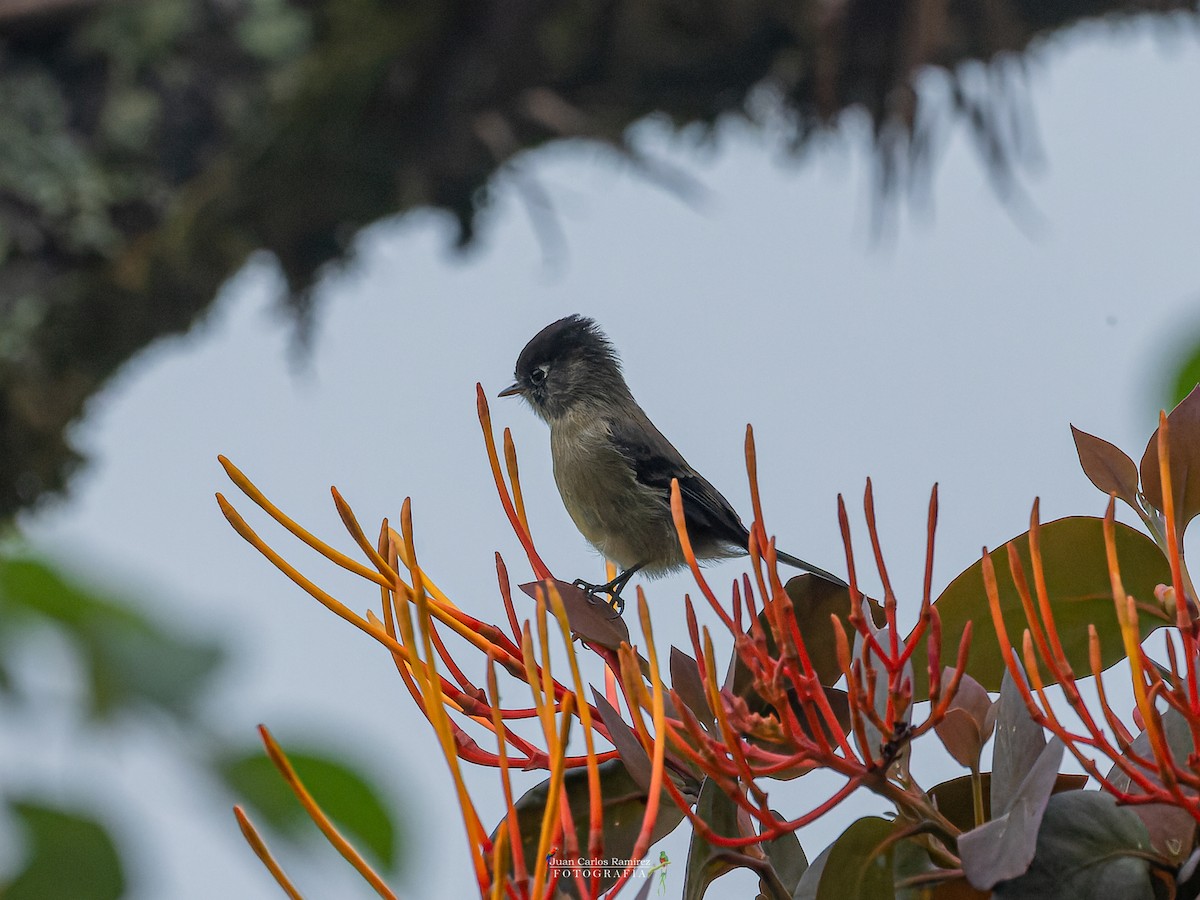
top-left (530, 366), bottom-right (548, 384)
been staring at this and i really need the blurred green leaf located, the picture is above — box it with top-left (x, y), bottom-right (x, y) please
top-left (0, 554), bottom-right (223, 719)
top-left (683, 777), bottom-right (742, 900)
top-left (917, 517), bottom-right (1170, 694)
top-left (991, 792), bottom-right (1155, 899)
top-left (2, 801), bottom-right (125, 900)
top-left (217, 746), bottom-right (401, 873)
top-left (1169, 349), bottom-right (1200, 415)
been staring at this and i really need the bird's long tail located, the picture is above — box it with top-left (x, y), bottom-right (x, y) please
top-left (772, 548), bottom-right (848, 588)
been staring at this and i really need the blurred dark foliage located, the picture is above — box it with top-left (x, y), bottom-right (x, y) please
top-left (0, 550), bottom-right (405, 894)
top-left (0, 0), bottom-right (1196, 519)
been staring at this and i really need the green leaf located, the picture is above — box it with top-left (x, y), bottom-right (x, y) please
top-left (497, 758), bottom-right (685, 896)
top-left (928, 772), bottom-right (1088, 834)
top-left (959, 738), bottom-right (1064, 889)
top-left (794, 842), bottom-right (833, 900)
top-left (0, 554), bottom-right (224, 719)
top-left (991, 791), bottom-right (1155, 899)
top-left (798, 816), bottom-right (896, 900)
top-left (217, 745), bottom-right (401, 872)
top-left (917, 517), bottom-right (1170, 694)
top-left (683, 777), bottom-right (743, 900)
top-left (893, 839), bottom-right (993, 900)
top-left (1140, 383), bottom-right (1200, 540)
top-left (2, 801), bottom-right (125, 900)
top-left (761, 810), bottom-right (808, 897)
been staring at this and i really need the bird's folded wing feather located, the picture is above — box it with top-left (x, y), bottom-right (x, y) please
top-left (608, 414), bottom-right (749, 546)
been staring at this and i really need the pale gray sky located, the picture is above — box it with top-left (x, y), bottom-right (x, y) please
top-left (8, 21), bottom-right (1200, 899)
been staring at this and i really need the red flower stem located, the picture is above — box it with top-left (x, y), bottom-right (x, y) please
top-left (1156, 412), bottom-right (1200, 713)
top-left (1006, 541), bottom-right (1059, 684)
top-left (608, 592), bottom-right (669, 897)
top-left (1089, 626), bottom-right (1134, 748)
top-left (670, 480), bottom-right (737, 634)
top-left (747, 529), bottom-right (772, 630)
top-left (495, 553), bottom-right (523, 643)
top-left (1027, 505), bottom-right (1074, 681)
top-left (777, 661), bottom-right (839, 759)
top-left (922, 484), bottom-right (938, 614)
top-left (783, 619), bottom-right (854, 757)
top-left (476, 384), bottom-right (551, 581)
top-left (487, 655), bottom-right (529, 889)
top-left (667, 774), bottom-right (864, 847)
top-left (862, 479), bottom-right (900, 659)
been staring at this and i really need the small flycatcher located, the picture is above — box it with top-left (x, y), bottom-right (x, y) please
top-left (500, 315), bottom-right (843, 614)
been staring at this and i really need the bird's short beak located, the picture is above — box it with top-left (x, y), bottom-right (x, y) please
top-left (498, 383), bottom-right (523, 398)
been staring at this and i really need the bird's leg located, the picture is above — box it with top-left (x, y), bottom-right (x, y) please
top-left (572, 564), bottom-right (644, 618)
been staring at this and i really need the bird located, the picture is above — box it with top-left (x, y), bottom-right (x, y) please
top-left (498, 314), bottom-right (845, 616)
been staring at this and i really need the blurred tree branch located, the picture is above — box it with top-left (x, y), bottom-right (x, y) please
top-left (0, 0), bottom-right (1195, 517)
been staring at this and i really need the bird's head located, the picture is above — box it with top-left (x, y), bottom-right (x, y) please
top-left (499, 315), bottom-right (630, 422)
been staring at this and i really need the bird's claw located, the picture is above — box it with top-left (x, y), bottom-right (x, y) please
top-left (571, 579), bottom-right (625, 618)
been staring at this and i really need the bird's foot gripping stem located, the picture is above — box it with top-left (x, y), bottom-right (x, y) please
top-left (571, 565), bottom-right (642, 619)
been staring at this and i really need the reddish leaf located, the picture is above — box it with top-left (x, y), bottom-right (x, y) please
top-left (1071, 425), bottom-right (1140, 508)
top-left (670, 647), bottom-right (715, 732)
top-left (520, 580), bottom-right (630, 650)
top-left (931, 878), bottom-right (991, 899)
top-left (1139, 384), bottom-right (1200, 539)
top-left (935, 708), bottom-right (984, 769)
top-left (592, 690), bottom-right (652, 793)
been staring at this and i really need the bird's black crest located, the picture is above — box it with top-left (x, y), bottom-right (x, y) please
top-left (516, 314), bottom-right (620, 372)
